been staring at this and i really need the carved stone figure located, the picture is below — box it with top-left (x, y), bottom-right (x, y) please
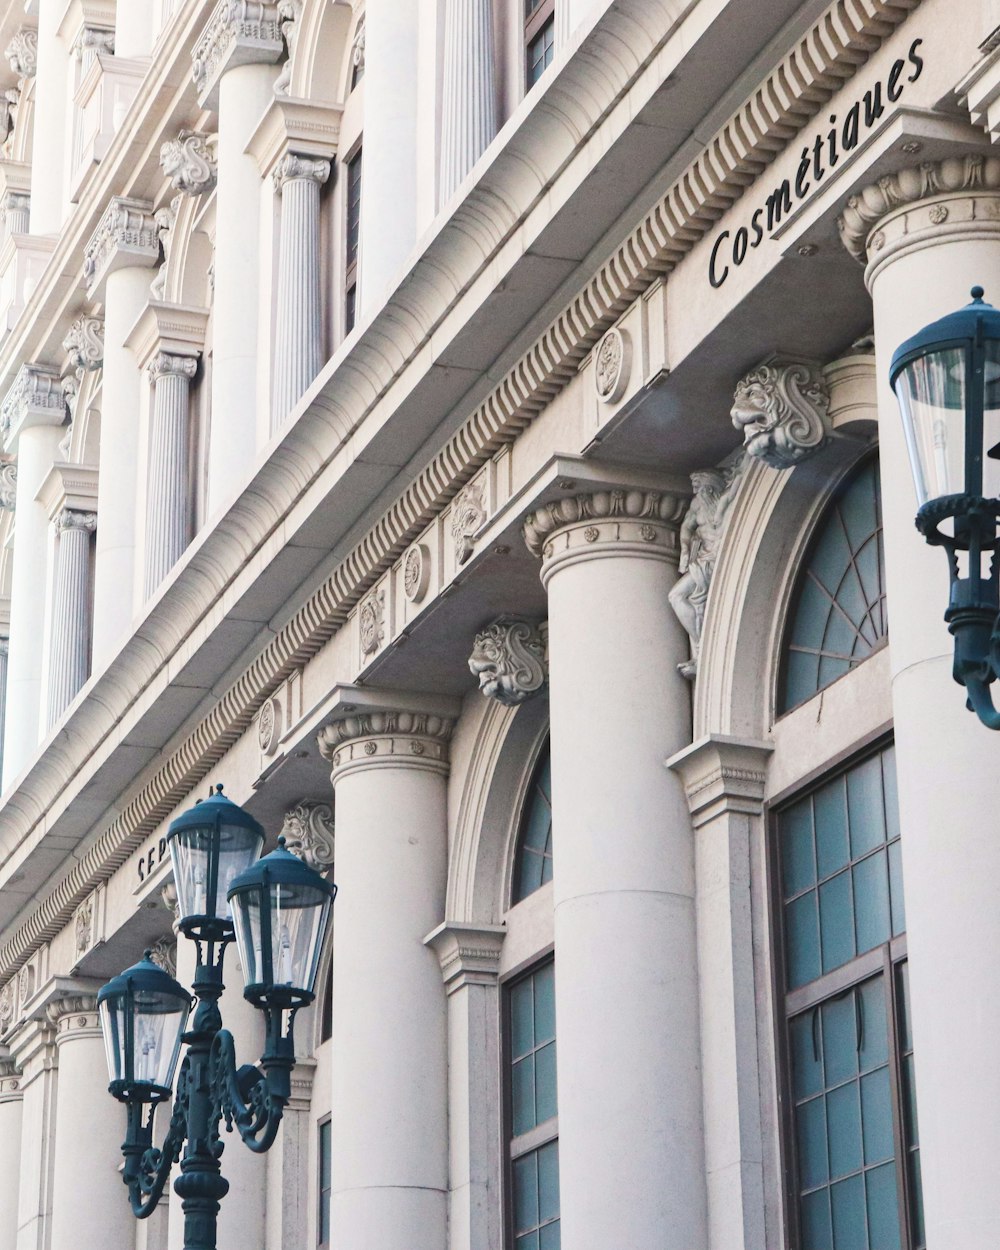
top-left (149, 936), bottom-right (177, 978)
top-left (281, 801), bottom-right (335, 872)
top-left (5, 30), bottom-right (37, 82)
top-left (731, 358), bottom-right (831, 469)
top-left (160, 131), bottom-right (218, 196)
top-left (468, 617), bottom-right (548, 706)
top-left (150, 199), bottom-right (179, 300)
top-left (668, 461), bottom-right (746, 678)
top-left (273, 0), bottom-right (302, 95)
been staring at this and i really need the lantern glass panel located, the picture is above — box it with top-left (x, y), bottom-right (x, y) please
top-left (99, 995), bottom-right (126, 1084)
top-left (132, 986), bottom-right (189, 1089)
top-left (232, 889), bottom-right (265, 988)
top-left (170, 821), bottom-right (264, 922)
top-left (983, 338), bottom-right (1000, 501)
top-left (893, 347), bottom-right (968, 509)
top-left (271, 881), bottom-right (331, 994)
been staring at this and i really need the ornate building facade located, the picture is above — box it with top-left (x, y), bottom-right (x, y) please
top-left (0, 0), bottom-right (996, 1247)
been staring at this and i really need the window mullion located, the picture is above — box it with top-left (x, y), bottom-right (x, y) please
top-left (885, 952), bottom-right (913, 1250)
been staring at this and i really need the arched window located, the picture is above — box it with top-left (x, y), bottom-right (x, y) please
top-left (781, 456), bottom-right (886, 714)
top-left (512, 740), bottom-right (552, 904)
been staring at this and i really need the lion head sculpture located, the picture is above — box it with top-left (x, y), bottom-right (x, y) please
top-left (468, 618), bottom-right (547, 707)
top-left (731, 359), bottom-right (831, 470)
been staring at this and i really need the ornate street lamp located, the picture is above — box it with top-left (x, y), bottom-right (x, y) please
top-left (890, 285), bottom-right (1000, 728)
top-left (97, 786), bottom-right (336, 1250)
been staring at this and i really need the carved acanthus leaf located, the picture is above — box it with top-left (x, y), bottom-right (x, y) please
top-left (56, 509), bottom-right (97, 534)
top-left (0, 365), bottom-right (68, 442)
top-left (273, 152), bottom-right (330, 191)
top-left (83, 198), bottom-right (160, 293)
top-left (731, 359), bottom-right (831, 470)
top-left (451, 479), bottom-right (486, 564)
top-left (317, 710), bottom-right (454, 757)
top-left (469, 617), bottom-right (548, 706)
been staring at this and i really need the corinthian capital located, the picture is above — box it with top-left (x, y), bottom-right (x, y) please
top-left (731, 358), bottom-right (830, 470)
top-left (62, 315), bottom-right (104, 373)
top-left (273, 152), bottom-right (331, 192)
top-left (56, 508), bottom-right (97, 534)
top-left (191, 0), bottom-right (283, 109)
top-left (5, 29), bottom-right (36, 81)
top-left (149, 352), bottom-right (198, 382)
top-left (83, 197), bottom-right (160, 298)
top-left (160, 130), bottom-right (218, 196)
top-left (469, 617), bottom-right (548, 706)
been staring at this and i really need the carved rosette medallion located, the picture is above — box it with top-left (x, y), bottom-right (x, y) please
top-left (594, 327), bottom-right (632, 404)
top-left (258, 695), bottom-right (282, 756)
top-left (318, 710), bottom-right (455, 781)
top-left (522, 488), bottom-right (687, 586)
top-left (280, 801), bottom-right (335, 872)
top-left (451, 479), bottom-right (486, 565)
top-left (403, 543), bottom-right (430, 603)
top-left (469, 617), bottom-right (548, 706)
top-left (731, 358), bottom-right (831, 470)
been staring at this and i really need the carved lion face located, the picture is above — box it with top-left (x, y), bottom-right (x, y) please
top-left (731, 376), bottom-right (781, 457)
top-left (468, 629), bottom-right (508, 700)
top-left (468, 620), bottom-right (547, 706)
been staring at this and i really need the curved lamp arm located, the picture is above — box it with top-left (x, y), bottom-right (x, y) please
top-left (209, 1028), bottom-right (289, 1155)
top-left (121, 1059), bottom-right (190, 1219)
top-left (963, 676), bottom-right (1000, 730)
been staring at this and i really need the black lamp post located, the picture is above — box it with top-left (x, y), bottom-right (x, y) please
top-left (890, 285), bottom-right (1000, 728)
top-left (97, 785), bottom-right (336, 1250)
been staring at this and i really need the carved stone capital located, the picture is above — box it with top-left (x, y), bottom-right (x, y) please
top-left (84, 197), bottom-right (160, 298)
top-left (318, 709), bottom-right (455, 782)
top-left (160, 130), bottom-right (218, 196)
top-left (0, 1054), bottom-right (21, 1100)
top-left (5, 29), bottom-right (37, 81)
top-left (280, 801), bottom-right (335, 871)
top-left (469, 617), bottom-right (548, 706)
top-left (45, 994), bottom-right (100, 1036)
top-left (522, 488), bottom-right (686, 584)
top-left (425, 922), bottom-right (506, 996)
top-left (56, 508), bottom-right (97, 535)
top-left (731, 358), bottom-right (830, 470)
top-left (1, 365), bottom-right (68, 446)
top-left (273, 151), bottom-right (330, 191)
top-left (74, 26), bottom-right (115, 60)
top-left (191, 0), bottom-right (283, 110)
top-left (667, 734), bottom-right (774, 827)
top-left (62, 315), bottom-right (104, 373)
top-left (0, 460), bottom-right (15, 511)
top-left (148, 352), bottom-right (198, 383)
top-left (837, 155), bottom-right (1000, 279)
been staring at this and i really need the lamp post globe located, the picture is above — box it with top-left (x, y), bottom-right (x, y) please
top-left (890, 285), bottom-right (1000, 727)
top-left (97, 950), bottom-right (191, 1103)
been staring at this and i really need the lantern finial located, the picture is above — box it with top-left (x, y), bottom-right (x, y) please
top-left (972, 285), bottom-right (985, 302)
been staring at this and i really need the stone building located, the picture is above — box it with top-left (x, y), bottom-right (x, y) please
top-left (0, 0), bottom-right (996, 1247)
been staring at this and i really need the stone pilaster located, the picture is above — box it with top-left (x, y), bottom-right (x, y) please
top-left (46, 509), bottom-right (97, 728)
top-left (7, 1015), bottom-right (57, 1250)
top-left (439, 0), bottom-right (497, 203)
top-left (0, 1054), bottom-right (22, 1249)
top-left (271, 152), bottom-right (330, 427)
top-left (145, 351), bottom-right (198, 597)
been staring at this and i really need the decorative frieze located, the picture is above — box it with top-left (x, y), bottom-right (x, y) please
top-left (280, 801), bottom-right (335, 872)
top-left (668, 463), bottom-right (746, 679)
top-left (61, 315), bottom-right (104, 374)
top-left (730, 358), bottom-right (831, 470)
top-left (160, 130), bottom-right (218, 196)
top-left (191, 0), bottom-right (284, 109)
top-left (0, 461), bottom-right (15, 511)
top-left (4, 30), bottom-right (37, 82)
top-left (469, 617), bottom-right (548, 706)
top-left (83, 197), bottom-right (160, 297)
top-left (0, 365), bottom-right (67, 445)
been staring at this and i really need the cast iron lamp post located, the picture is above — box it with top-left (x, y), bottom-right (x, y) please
top-left (96, 785), bottom-right (336, 1250)
top-left (890, 285), bottom-right (1000, 728)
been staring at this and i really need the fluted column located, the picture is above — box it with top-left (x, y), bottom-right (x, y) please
top-left (9, 1015), bottom-right (58, 1250)
top-left (317, 696), bottom-right (456, 1250)
top-left (837, 153), bottom-right (1000, 1250)
top-left (439, 0), bottom-right (497, 203)
top-left (47, 997), bottom-right (133, 1250)
top-left (272, 153), bottom-right (330, 429)
top-left (521, 483), bottom-right (708, 1250)
top-left (145, 352), bottom-right (197, 596)
top-left (46, 509), bottom-right (96, 728)
top-left (0, 1058), bottom-right (23, 1250)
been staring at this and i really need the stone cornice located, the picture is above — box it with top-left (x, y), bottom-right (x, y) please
top-left (191, 0), bottom-right (283, 111)
top-left (0, 0), bottom-right (920, 992)
top-left (83, 196), bottom-right (160, 300)
top-left (666, 735), bottom-right (773, 827)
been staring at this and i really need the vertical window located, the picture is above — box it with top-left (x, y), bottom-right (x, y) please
top-left (318, 1117), bottom-right (332, 1248)
top-left (524, 0), bottom-right (555, 88)
top-left (345, 147), bottom-right (362, 333)
top-left (512, 741), bottom-right (552, 904)
top-left (507, 960), bottom-right (560, 1249)
top-left (778, 744), bottom-right (924, 1249)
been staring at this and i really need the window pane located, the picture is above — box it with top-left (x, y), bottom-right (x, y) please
top-left (857, 977), bottom-right (888, 1072)
top-left (888, 839), bottom-right (905, 935)
top-left (533, 963), bottom-right (556, 1043)
top-left (534, 1041), bottom-right (557, 1124)
top-left (790, 1010), bottom-right (824, 1100)
top-left (801, 1189), bottom-right (833, 1250)
top-left (821, 993), bottom-right (858, 1087)
top-left (786, 893), bottom-right (820, 989)
top-left (513, 1154), bottom-right (539, 1233)
top-left (827, 1083), bottom-right (863, 1179)
top-left (539, 1223), bottom-right (561, 1250)
top-left (819, 871), bottom-right (855, 974)
top-left (511, 978), bottom-right (534, 1058)
top-left (797, 1096), bottom-right (829, 1190)
top-left (512, 1054), bottom-right (535, 1136)
top-left (537, 1141), bottom-right (560, 1222)
top-left (865, 1161), bottom-right (902, 1250)
top-left (861, 1068), bottom-right (894, 1165)
top-left (514, 743), bottom-right (554, 904)
top-left (847, 754), bottom-right (886, 857)
top-left (831, 1173), bottom-right (867, 1250)
top-left (815, 781), bottom-right (849, 879)
top-left (781, 799), bottom-right (816, 897)
top-left (853, 851), bottom-right (890, 956)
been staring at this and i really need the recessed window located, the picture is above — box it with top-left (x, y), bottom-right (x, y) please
top-left (777, 744), bottom-right (924, 1249)
top-left (512, 740), bottom-right (552, 905)
top-left (781, 456), bottom-right (887, 713)
top-left (318, 1117), bottom-right (331, 1248)
top-left (524, 0), bottom-right (555, 88)
top-left (345, 147), bottom-right (362, 333)
top-left (507, 960), bottom-right (560, 1249)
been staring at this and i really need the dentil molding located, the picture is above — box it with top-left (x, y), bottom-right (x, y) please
top-left (730, 358), bottom-right (831, 470)
top-left (469, 617), bottom-right (548, 707)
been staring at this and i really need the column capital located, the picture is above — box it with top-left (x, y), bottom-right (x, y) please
top-left (246, 95), bottom-right (341, 178)
top-left (55, 508), bottom-right (97, 535)
top-left (160, 130), bottom-right (218, 196)
top-left (1, 364), bottom-right (67, 450)
top-left (83, 196), bottom-right (160, 300)
top-left (0, 1053), bottom-right (21, 1102)
top-left (148, 351), bottom-right (198, 383)
top-left (125, 301), bottom-right (209, 370)
top-left (45, 994), bottom-right (100, 1041)
top-left (273, 151), bottom-right (331, 192)
top-left (191, 0), bottom-right (283, 111)
top-left (316, 686), bottom-right (460, 783)
top-left (837, 153), bottom-right (1000, 286)
top-left (522, 487), bottom-right (688, 585)
top-left (666, 734), bottom-right (773, 827)
top-left (424, 922), bottom-right (506, 995)
top-left (61, 314), bottom-right (104, 374)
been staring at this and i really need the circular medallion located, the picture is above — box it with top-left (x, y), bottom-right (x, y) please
top-left (594, 327), bottom-right (632, 404)
top-left (258, 696), bottom-right (282, 756)
top-left (403, 543), bottom-right (431, 603)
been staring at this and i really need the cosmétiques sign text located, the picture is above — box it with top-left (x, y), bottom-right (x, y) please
top-left (707, 37), bottom-right (924, 288)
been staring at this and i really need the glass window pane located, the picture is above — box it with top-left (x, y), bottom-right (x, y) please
top-left (796, 1096), bottom-right (829, 1190)
top-left (785, 648), bottom-right (820, 710)
top-left (815, 781), bottom-right (850, 879)
top-left (512, 1055), bottom-right (535, 1136)
top-left (511, 979), bottom-right (534, 1058)
top-left (888, 839), bottom-right (906, 935)
top-left (786, 893), bottom-right (821, 989)
top-left (516, 1233), bottom-right (539, 1250)
top-left (534, 1041), bottom-right (557, 1125)
top-left (514, 744), bottom-right (554, 904)
top-left (857, 977), bottom-right (888, 1073)
top-left (801, 1188), bottom-right (833, 1250)
top-left (865, 1161), bottom-right (902, 1250)
top-left (830, 1174), bottom-right (867, 1250)
top-left (513, 1154), bottom-right (539, 1233)
top-left (882, 746), bottom-right (900, 842)
top-left (781, 800), bottom-right (816, 898)
top-left (853, 851), bottom-right (890, 956)
top-left (790, 1010), bottom-right (824, 1100)
top-left (847, 754), bottom-right (886, 857)
top-left (861, 1067), bottom-right (894, 1165)
top-left (821, 993), bottom-right (859, 1087)
top-left (537, 1141), bottom-right (560, 1223)
top-left (909, 1150), bottom-right (925, 1248)
top-left (539, 1223), bottom-right (561, 1250)
top-left (819, 871), bottom-right (855, 974)
top-left (827, 1082), bottom-right (863, 1179)
top-left (533, 964), bottom-right (556, 1044)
